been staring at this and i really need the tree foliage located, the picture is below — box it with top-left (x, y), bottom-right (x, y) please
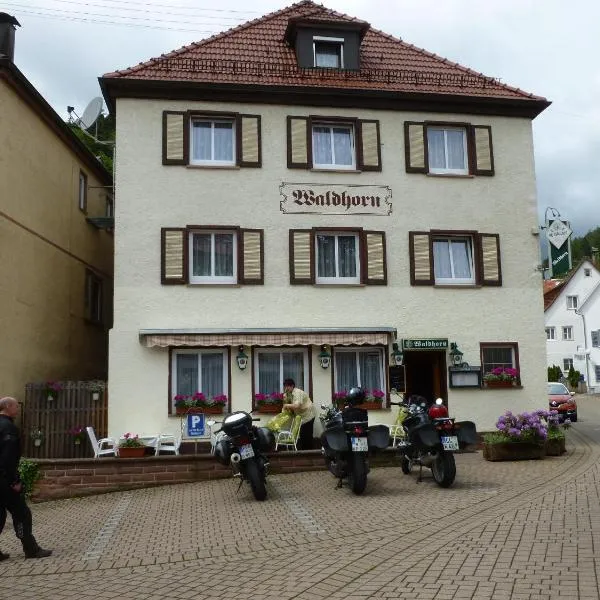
top-left (571, 227), bottom-right (600, 264)
top-left (67, 113), bottom-right (115, 175)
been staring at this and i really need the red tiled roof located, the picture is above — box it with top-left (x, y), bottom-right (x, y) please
top-left (102, 0), bottom-right (546, 103)
top-left (543, 279), bottom-right (564, 310)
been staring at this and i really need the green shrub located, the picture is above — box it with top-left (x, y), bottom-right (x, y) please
top-left (567, 367), bottom-right (581, 390)
top-left (18, 459), bottom-right (41, 498)
top-left (547, 365), bottom-right (563, 382)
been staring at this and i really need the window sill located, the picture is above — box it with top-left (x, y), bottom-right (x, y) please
top-left (483, 385), bottom-right (523, 390)
top-left (426, 173), bottom-right (474, 179)
top-left (187, 283), bottom-right (241, 287)
top-left (187, 165), bottom-right (240, 170)
top-left (310, 168), bottom-right (362, 174)
top-left (313, 283), bottom-right (366, 288)
top-left (433, 284), bottom-right (481, 289)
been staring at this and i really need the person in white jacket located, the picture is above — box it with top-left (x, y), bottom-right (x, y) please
top-left (282, 379), bottom-right (315, 449)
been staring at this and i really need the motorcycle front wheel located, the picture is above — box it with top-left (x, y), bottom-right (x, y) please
top-left (245, 459), bottom-right (267, 501)
top-left (431, 451), bottom-right (456, 488)
top-left (349, 454), bottom-right (367, 495)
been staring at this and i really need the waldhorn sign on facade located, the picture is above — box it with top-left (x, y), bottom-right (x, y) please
top-left (279, 183), bottom-right (392, 216)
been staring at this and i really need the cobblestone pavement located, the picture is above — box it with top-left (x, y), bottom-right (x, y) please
top-left (2, 402), bottom-right (600, 599)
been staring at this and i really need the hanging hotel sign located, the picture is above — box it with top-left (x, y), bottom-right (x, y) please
top-left (402, 339), bottom-right (449, 350)
top-left (279, 183), bottom-right (392, 216)
top-left (546, 219), bottom-right (572, 278)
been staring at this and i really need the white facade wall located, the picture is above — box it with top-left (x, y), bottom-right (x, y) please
top-left (545, 261), bottom-right (600, 391)
top-left (109, 98), bottom-right (547, 437)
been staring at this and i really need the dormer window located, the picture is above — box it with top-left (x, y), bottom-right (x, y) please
top-left (313, 36), bottom-right (343, 68)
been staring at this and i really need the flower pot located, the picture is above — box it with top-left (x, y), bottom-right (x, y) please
top-left (74, 438), bottom-right (81, 445)
top-left (176, 406), bottom-right (224, 415)
top-left (33, 438), bottom-right (42, 447)
top-left (118, 446), bottom-right (146, 458)
top-left (257, 404), bottom-right (282, 414)
top-left (92, 392), bottom-right (100, 401)
top-left (485, 381), bottom-right (514, 388)
top-left (483, 441), bottom-right (545, 461)
top-left (47, 393), bottom-right (55, 401)
top-left (358, 401), bottom-right (384, 410)
top-left (545, 437), bottom-right (566, 456)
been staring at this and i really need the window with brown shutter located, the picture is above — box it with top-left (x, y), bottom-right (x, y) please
top-left (162, 111), bottom-right (261, 168)
top-left (287, 115), bottom-right (381, 171)
top-left (160, 226), bottom-right (264, 286)
top-left (290, 228), bottom-right (387, 286)
top-left (404, 121), bottom-right (494, 176)
top-left (409, 230), bottom-right (501, 287)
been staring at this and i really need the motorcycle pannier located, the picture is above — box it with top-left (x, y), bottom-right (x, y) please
top-left (221, 411), bottom-right (253, 436)
top-left (456, 421), bottom-right (478, 447)
top-left (323, 429), bottom-right (350, 452)
top-left (409, 423), bottom-right (439, 448)
top-left (214, 438), bottom-right (233, 465)
top-left (367, 425), bottom-right (390, 450)
top-left (256, 426), bottom-right (275, 451)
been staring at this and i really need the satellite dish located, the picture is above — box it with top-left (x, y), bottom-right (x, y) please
top-left (78, 97), bottom-right (103, 130)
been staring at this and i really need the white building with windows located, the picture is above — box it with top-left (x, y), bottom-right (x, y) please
top-left (100, 0), bottom-right (550, 440)
top-left (544, 260), bottom-right (600, 392)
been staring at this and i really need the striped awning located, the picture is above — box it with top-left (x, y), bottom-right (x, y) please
top-left (140, 328), bottom-right (395, 348)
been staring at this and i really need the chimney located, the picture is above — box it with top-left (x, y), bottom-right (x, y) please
top-left (0, 13), bottom-right (20, 62)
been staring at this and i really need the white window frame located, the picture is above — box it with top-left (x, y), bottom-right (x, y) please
top-left (170, 348), bottom-right (228, 405)
top-left (311, 122), bottom-right (356, 170)
top-left (584, 268), bottom-right (592, 277)
top-left (254, 348), bottom-right (309, 394)
top-left (333, 347), bottom-right (386, 396)
top-left (433, 236), bottom-right (475, 285)
top-left (566, 295), bottom-right (578, 310)
top-left (562, 326), bottom-right (573, 341)
top-left (188, 230), bottom-right (237, 284)
top-left (545, 327), bottom-right (556, 341)
top-left (563, 358), bottom-right (574, 372)
top-left (190, 118), bottom-right (236, 166)
top-left (313, 36), bottom-right (344, 68)
top-left (315, 231), bottom-right (360, 285)
top-left (427, 126), bottom-right (468, 175)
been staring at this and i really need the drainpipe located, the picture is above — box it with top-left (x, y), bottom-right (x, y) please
top-left (575, 308), bottom-right (591, 393)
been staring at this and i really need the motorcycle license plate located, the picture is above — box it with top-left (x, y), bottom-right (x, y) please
top-left (441, 436), bottom-right (459, 451)
top-left (351, 437), bottom-right (368, 452)
top-left (240, 444), bottom-right (255, 459)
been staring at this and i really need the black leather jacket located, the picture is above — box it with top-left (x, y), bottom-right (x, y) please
top-left (0, 414), bottom-right (21, 487)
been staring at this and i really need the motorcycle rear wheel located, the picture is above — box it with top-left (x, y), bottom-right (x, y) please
top-left (400, 455), bottom-right (412, 474)
top-left (431, 451), bottom-right (456, 488)
top-left (245, 459), bottom-right (267, 501)
top-left (349, 455), bottom-right (367, 495)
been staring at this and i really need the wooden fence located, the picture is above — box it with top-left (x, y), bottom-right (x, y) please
top-left (22, 381), bottom-right (108, 459)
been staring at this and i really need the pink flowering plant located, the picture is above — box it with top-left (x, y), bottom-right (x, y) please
top-left (366, 389), bottom-right (385, 403)
top-left (255, 392), bottom-right (284, 407)
top-left (119, 432), bottom-right (145, 448)
top-left (174, 392), bottom-right (228, 410)
top-left (69, 426), bottom-right (86, 444)
top-left (43, 381), bottom-right (62, 399)
top-left (483, 367), bottom-right (519, 383)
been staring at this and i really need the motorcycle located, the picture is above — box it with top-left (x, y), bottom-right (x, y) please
top-left (214, 411), bottom-right (275, 501)
top-left (391, 395), bottom-right (477, 488)
top-left (320, 387), bottom-right (390, 495)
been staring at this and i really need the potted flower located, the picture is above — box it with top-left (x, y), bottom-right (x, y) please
top-left (483, 367), bottom-right (519, 388)
top-left (88, 380), bottom-right (104, 401)
top-left (255, 392), bottom-right (284, 413)
top-left (31, 429), bottom-right (44, 448)
top-left (362, 388), bottom-right (385, 409)
top-left (43, 381), bottom-right (62, 401)
top-left (174, 394), bottom-right (191, 414)
top-left (333, 390), bottom-right (349, 408)
top-left (543, 410), bottom-right (569, 456)
top-left (69, 426), bottom-right (86, 445)
top-left (118, 432), bottom-right (146, 458)
top-left (483, 410), bottom-right (547, 461)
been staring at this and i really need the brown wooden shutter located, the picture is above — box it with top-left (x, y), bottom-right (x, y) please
top-left (362, 231), bottom-right (387, 285)
top-left (471, 125), bottom-right (494, 176)
top-left (358, 120), bottom-right (382, 171)
top-left (478, 233), bottom-right (502, 286)
top-left (287, 116), bottom-right (310, 169)
top-left (409, 231), bottom-right (434, 285)
top-left (404, 122), bottom-right (427, 173)
top-left (162, 111), bottom-right (188, 165)
top-left (289, 229), bottom-right (314, 284)
top-left (237, 114), bottom-right (261, 168)
top-left (239, 229), bottom-right (264, 284)
top-left (161, 228), bottom-right (187, 284)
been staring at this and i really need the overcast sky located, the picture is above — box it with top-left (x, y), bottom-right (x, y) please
top-left (8, 0), bottom-right (600, 236)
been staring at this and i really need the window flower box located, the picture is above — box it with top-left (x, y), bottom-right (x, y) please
top-left (173, 393), bottom-right (227, 415)
top-left (254, 393), bottom-right (284, 414)
top-left (485, 381), bottom-right (514, 389)
top-left (118, 447), bottom-right (146, 459)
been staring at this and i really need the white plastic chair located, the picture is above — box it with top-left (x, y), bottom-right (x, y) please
top-left (155, 434), bottom-right (181, 455)
top-left (275, 415), bottom-right (302, 451)
top-left (86, 426), bottom-right (119, 458)
top-left (206, 420), bottom-right (225, 455)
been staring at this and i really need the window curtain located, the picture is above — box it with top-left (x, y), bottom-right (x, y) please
top-left (332, 127), bottom-right (352, 165)
top-left (192, 122), bottom-right (211, 161)
top-left (482, 347), bottom-right (513, 372)
top-left (317, 234), bottom-right (336, 277)
top-left (282, 352), bottom-right (304, 389)
top-left (213, 122), bottom-right (233, 161)
top-left (336, 352), bottom-right (358, 392)
top-left (214, 233), bottom-right (233, 276)
top-left (359, 351), bottom-right (382, 392)
top-left (337, 235), bottom-right (356, 277)
top-left (176, 354), bottom-right (198, 396)
top-left (427, 129), bottom-right (445, 169)
top-left (201, 352), bottom-right (224, 398)
top-left (192, 234), bottom-right (212, 276)
top-left (258, 353), bottom-right (280, 394)
top-left (450, 239), bottom-right (471, 278)
top-left (446, 130), bottom-right (465, 170)
top-left (433, 240), bottom-right (452, 279)
top-left (313, 127), bottom-right (332, 165)
top-left (315, 44), bottom-right (340, 68)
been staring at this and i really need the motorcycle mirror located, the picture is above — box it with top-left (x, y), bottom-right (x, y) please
top-left (435, 398), bottom-right (444, 406)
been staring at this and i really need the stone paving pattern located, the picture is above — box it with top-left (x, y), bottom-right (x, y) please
top-left (2, 404), bottom-right (600, 598)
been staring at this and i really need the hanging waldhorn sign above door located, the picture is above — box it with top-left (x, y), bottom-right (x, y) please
top-left (280, 183), bottom-right (392, 216)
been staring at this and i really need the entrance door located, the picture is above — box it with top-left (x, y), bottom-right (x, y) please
top-left (404, 350), bottom-right (448, 401)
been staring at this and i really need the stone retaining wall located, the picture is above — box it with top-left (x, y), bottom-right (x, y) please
top-left (33, 449), bottom-right (401, 501)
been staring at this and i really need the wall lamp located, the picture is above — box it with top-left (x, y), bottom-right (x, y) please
top-left (236, 345), bottom-right (249, 370)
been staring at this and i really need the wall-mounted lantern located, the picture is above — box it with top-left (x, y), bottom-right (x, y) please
top-left (391, 342), bottom-right (404, 366)
top-left (318, 345), bottom-right (331, 369)
top-left (449, 342), bottom-right (464, 367)
top-left (236, 345), bottom-right (249, 371)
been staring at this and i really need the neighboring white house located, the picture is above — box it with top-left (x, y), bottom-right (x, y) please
top-left (100, 0), bottom-right (550, 441)
top-left (544, 259), bottom-right (600, 392)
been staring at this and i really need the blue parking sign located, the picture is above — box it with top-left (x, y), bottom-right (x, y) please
top-left (187, 413), bottom-right (205, 437)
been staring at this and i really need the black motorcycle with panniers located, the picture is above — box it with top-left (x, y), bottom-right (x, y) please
top-left (391, 395), bottom-right (477, 488)
top-left (214, 411), bottom-right (275, 501)
top-left (320, 387), bottom-right (390, 495)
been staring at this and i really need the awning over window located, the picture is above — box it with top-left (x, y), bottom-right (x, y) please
top-left (139, 328), bottom-right (395, 348)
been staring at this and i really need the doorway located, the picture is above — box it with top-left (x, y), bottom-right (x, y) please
top-left (403, 350), bottom-right (448, 402)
